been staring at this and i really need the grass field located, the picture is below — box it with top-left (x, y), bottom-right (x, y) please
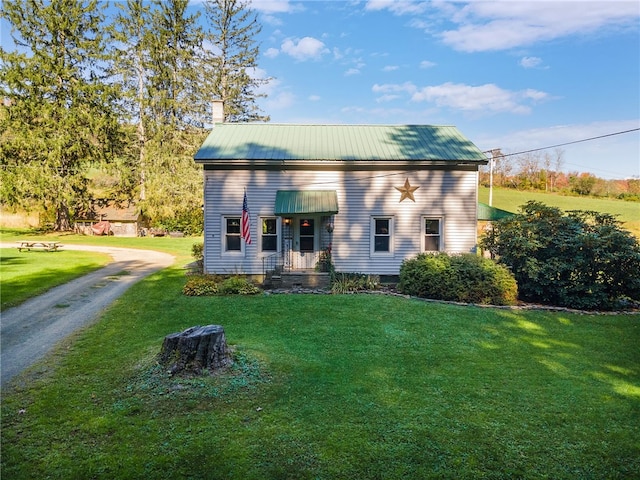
top-left (2, 261), bottom-right (639, 479)
top-left (0, 228), bottom-right (198, 257)
top-left (0, 248), bottom-right (111, 310)
top-left (479, 186), bottom-right (640, 237)
top-left (0, 229), bottom-right (197, 310)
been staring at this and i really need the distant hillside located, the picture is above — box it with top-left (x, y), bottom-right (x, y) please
top-left (478, 186), bottom-right (640, 238)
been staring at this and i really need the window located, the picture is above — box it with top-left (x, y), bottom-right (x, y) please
top-left (371, 217), bottom-right (393, 254)
top-left (261, 217), bottom-right (278, 252)
top-left (224, 217), bottom-right (241, 251)
top-left (299, 218), bottom-right (315, 252)
top-left (424, 218), bottom-right (442, 251)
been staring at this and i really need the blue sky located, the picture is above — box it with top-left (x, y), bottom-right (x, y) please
top-left (241, 0), bottom-right (639, 179)
top-left (2, 1), bottom-right (638, 179)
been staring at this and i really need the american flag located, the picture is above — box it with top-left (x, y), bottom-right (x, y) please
top-left (241, 190), bottom-right (252, 244)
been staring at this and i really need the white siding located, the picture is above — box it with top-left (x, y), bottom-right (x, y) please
top-left (203, 168), bottom-right (478, 275)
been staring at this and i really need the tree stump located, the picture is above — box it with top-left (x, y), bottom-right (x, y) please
top-left (158, 325), bottom-right (232, 375)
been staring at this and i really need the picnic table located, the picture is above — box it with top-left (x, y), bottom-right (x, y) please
top-left (16, 241), bottom-right (63, 252)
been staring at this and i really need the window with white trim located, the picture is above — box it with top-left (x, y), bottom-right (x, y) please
top-left (224, 216), bottom-right (242, 252)
top-left (423, 217), bottom-right (442, 251)
top-left (261, 217), bottom-right (278, 252)
top-left (371, 217), bottom-right (393, 255)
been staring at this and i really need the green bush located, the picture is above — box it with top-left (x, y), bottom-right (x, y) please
top-left (155, 207), bottom-right (204, 236)
top-left (398, 253), bottom-right (518, 306)
top-left (183, 275), bottom-right (261, 296)
top-left (183, 275), bottom-right (219, 296)
top-left (218, 276), bottom-right (261, 295)
top-left (191, 242), bottom-right (204, 273)
top-left (481, 201), bottom-right (640, 310)
top-left (331, 273), bottom-right (380, 294)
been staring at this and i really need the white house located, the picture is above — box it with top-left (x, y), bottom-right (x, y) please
top-left (194, 120), bottom-right (488, 284)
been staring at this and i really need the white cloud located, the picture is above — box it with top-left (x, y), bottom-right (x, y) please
top-left (365, 0), bottom-right (429, 15)
top-left (281, 37), bottom-right (329, 61)
top-left (265, 90), bottom-right (296, 110)
top-left (411, 82), bottom-right (549, 114)
top-left (475, 120), bottom-right (640, 178)
top-left (522, 89), bottom-right (549, 102)
top-left (488, 119), bottom-right (640, 151)
top-left (519, 56), bottom-right (543, 69)
top-left (375, 94), bottom-right (401, 103)
top-left (372, 82), bottom-right (417, 95)
top-left (251, 1), bottom-right (304, 26)
top-left (383, 65), bottom-right (399, 71)
top-left (345, 68), bottom-right (361, 76)
top-left (264, 47), bottom-right (280, 58)
top-left (419, 60), bottom-right (436, 69)
top-left (308, 95), bottom-right (321, 102)
top-left (251, 0), bottom-right (298, 14)
top-left (436, 2), bottom-right (639, 52)
top-left (372, 81), bottom-right (550, 114)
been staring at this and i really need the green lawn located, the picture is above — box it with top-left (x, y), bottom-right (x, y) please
top-left (0, 229), bottom-right (199, 310)
top-left (0, 228), bottom-right (199, 257)
top-left (2, 264), bottom-right (638, 479)
top-left (479, 186), bottom-right (640, 237)
top-left (0, 248), bottom-right (111, 310)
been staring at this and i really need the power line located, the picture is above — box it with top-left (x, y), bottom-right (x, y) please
top-left (482, 127), bottom-right (640, 158)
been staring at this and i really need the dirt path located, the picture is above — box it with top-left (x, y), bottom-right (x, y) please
top-left (1, 244), bottom-right (175, 388)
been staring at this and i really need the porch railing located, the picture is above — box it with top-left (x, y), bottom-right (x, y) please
top-left (262, 250), bottom-right (330, 280)
top-left (262, 253), bottom-right (284, 281)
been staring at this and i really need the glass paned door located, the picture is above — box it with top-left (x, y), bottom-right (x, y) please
top-left (299, 218), bottom-right (315, 252)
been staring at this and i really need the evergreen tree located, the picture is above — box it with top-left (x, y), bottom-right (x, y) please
top-left (148, 0), bottom-right (206, 130)
top-left (108, 0), bottom-right (153, 201)
top-left (109, 0), bottom-right (207, 231)
top-left (0, 0), bottom-right (122, 230)
top-left (204, 0), bottom-right (270, 123)
top-left (141, 0), bottom-right (207, 231)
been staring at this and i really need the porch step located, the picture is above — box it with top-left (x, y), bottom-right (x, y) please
top-left (278, 272), bottom-right (330, 290)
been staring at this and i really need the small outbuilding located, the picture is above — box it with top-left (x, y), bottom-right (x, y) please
top-left (75, 204), bottom-right (145, 237)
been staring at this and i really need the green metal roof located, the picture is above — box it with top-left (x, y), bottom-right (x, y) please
top-left (274, 190), bottom-right (338, 215)
top-left (194, 124), bottom-right (488, 163)
top-left (477, 202), bottom-right (515, 221)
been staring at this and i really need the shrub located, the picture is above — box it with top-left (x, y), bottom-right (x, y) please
top-left (331, 273), bottom-right (380, 294)
top-left (218, 276), bottom-right (261, 295)
top-left (398, 253), bottom-right (518, 306)
top-left (183, 275), bottom-right (261, 296)
top-left (481, 201), bottom-right (640, 310)
top-left (191, 242), bottom-right (204, 273)
top-left (156, 207), bottom-right (204, 235)
top-left (183, 275), bottom-right (219, 296)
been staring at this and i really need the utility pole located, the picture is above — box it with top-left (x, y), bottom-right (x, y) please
top-left (489, 149), bottom-right (503, 206)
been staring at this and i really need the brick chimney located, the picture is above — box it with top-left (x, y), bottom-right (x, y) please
top-left (212, 99), bottom-right (224, 124)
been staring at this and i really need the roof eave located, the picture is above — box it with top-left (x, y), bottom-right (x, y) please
top-left (195, 159), bottom-right (488, 168)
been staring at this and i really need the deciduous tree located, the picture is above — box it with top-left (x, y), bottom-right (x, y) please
top-left (482, 201), bottom-right (640, 310)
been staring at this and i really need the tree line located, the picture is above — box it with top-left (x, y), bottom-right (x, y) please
top-left (1, 0), bottom-right (268, 233)
top-left (479, 149), bottom-right (640, 201)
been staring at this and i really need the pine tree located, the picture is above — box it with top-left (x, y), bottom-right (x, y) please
top-left (204, 0), bottom-right (270, 123)
top-left (109, 0), bottom-right (153, 200)
top-left (0, 0), bottom-right (123, 230)
top-left (140, 0), bottom-right (207, 231)
top-left (109, 0), bottom-right (207, 231)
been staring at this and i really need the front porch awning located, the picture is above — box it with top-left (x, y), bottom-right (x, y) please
top-left (274, 190), bottom-right (339, 215)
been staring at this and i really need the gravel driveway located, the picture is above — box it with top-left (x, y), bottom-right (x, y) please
top-left (1, 244), bottom-right (174, 388)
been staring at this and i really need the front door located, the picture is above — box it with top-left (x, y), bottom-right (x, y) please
top-left (293, 217), bottom-right (317, 269)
